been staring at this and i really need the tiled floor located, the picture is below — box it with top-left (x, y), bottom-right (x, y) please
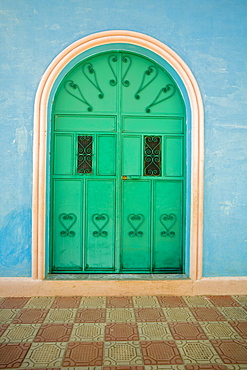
top-left (0, 295), bottom-right (247, 369)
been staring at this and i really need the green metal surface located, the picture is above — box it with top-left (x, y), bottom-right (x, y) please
top-left (50, 51), bottom-right (186, 273)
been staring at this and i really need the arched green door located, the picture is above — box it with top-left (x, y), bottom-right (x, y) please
top-left (50, 51), bottom-right (186, 274)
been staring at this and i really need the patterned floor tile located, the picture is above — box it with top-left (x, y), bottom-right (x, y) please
top-left (229, 321), bottom-right (247, 339)
top-left (211, 340), bottom-right (247, 364)
top-left (207, 296), bottom-right (240, 307)
top-left (80, 296), bottom-right (106, 308)
top-left (176, 340), bottom-right (223, 364)
top-left (13, 309), bottom-right (49, 324)
top-left (158, 296), bottom-right (187, 308)
top-left (218, 307), bottom-right (247, 321)
top-left (0, 342), bottom-right (31, 368)
top-left (22, 342), bottom-right (66, 368)
top-left (51, 296), bottom-right (81, 308)
top-left (107, 297), bottom-right (134, 308)
top-left (0, 324), bottom-right (9, 337)
top-left (104, 367), bottom-right (144, 370)
top-left (140, 341), bottom-right (183, 365)
top-left (106, 308), bottom-right (136, 322)
top-left (70, 323), bottom-right (105, 341)
top-left (164, 308), bottom-right (196, 322)
top-left (144, 366), bottom-right (186, 370)
top-left (34, 323), bottom-right (73, 342)
top-left (0, 309), bottom-right (20, 324)
top-left (190, 308), bottom-right (226, 322)
top-left (24, 297), bottom-right (54, 309)
top-left (0, 297), bottom-right (29, 309)
top-left (199, 322), bottom-right (242, 339)
top-left (168, 322), bottom-right (207, 340)
top-left (185, 366), bottom-right (227, 370)
top-left (138, 322), bottom-right (173, 340)
top-left (76, 308), bottom-right (106, 323)
top-left (105, 323), bottom-right (139, 341)
top-left (133, 296), bottom-right (160, 308)
top-left (183, 296), bottom-right (214, 307)
top-left (104, 341), bottom-right (143, 365)
top-left (44, 309), bottom-right (77, 323)
top-left (0, 324), bottom-right (40, 343)
top-left (233, 296), bottom-right (247, 306)
top-left (63, 341), bottom-right (104, 366)
top-left (135, 308), bottom-right (166, 322)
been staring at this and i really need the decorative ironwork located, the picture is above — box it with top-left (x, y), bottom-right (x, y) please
top-left (64, 80), bottom-right (92, 111)
top-left (59, 213), bottom-right (77, 237)
top-left (82, 62), bottom-right (104, 99)
top-left (144, 136), bottom-right (162, 176)
top-left (135, 66), bottom-right (158, 99)
top-left (108, 55), bottom-right (118, 86)
top-left (121, 56), bottom-right (132, 86)
top-left (146, 83), bottom-right (175, 113)
top-left (127, 214), bottom-right (144, 237)
top-left (92, 213), bottom-right (109, 237)
top-left (160, 214), bottom-right (177, 237)
top-left (77, 136), bottom-right (93, 174)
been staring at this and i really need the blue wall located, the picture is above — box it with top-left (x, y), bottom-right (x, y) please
top-left (0, 0), bottom-right (246, 277)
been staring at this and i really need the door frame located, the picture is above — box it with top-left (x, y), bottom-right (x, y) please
top-left (32, 30), bottom-right (204, 280)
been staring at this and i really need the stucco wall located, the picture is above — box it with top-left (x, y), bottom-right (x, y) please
top-left (0, 0), bottom-right (246, 277)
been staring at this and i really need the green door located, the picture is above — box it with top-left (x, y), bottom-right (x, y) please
top-left (50, 51), bottom-right (186, 273)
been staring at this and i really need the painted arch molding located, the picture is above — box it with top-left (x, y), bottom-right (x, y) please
top-left (32, 30), bottom-right (204, 280)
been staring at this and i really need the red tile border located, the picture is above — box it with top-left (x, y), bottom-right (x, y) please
top-left (105, 323), bottom-right (139, 341)
top-left (135, 308), bottom-right (166, 322)
top-left (0, 297), bottom-right (30, 309)
top-left (190, 307), bottom-right (226, 321)
top-left (75, 308), bottom-right (106, 323)
top-left (207, 296), bottom-right (240, 307)
top-left (185, 366), bottom-right (228, 370)
top-left (168, 322), bottom-right (208, 340)
top-left (34, 323), bottom-right (73, 342)
top-left (158, 296), bottom-right (187, 307)
top-left (51, 296), bottom-right (81, 308)
top-left (63, 341), bottom-right (104, 366)
top-left (211, 339), bottom-right (247, 364)
top-left (13, 309), bottom-right (49, 324)
top-left (0, 343), bottom-right (31, 368)
top-left (0, 325), bottom-right (9, 337)
top-left (140, 340), bottom-right (183, 364)
top-left (229, 321), bottom-right (247, 339)
top-left (107, 297), bottom-right (133, 308)
top-left (103, 367), bottom-right (144, 370)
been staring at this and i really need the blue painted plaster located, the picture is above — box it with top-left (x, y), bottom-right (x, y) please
top-left (0, 0), bottom-right (246, 277)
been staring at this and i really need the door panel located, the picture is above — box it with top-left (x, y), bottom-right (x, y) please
top-left (51, 50), bottom-right (186, 274)
top-left (153, 180), bottom-right (183, 271)
top-left (121, 181), bottom-right (151, 271)
top-left (85, 180), bottom-right (116, 271)
top-left (53, 180), bottom-right (82, 270)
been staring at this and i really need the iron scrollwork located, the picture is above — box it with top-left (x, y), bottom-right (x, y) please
top-left (160, 213), bottom-right (177, 237)
top-left (92, 213), bottom-right (109, 237)
top-left (82, 62), bottom-right (104, 99)
top-left (64, 80), bottom-right (92, 111)
top-left (127, 214), bottom-right (144, 237)
top-left (77, 136), bottom-right (93, 174)
top-left (146, 83), bottom-right (176, 113)
top-left (59, 213), bottom-right (77, 237)
top-left (135, 66), bottom-right (158, 99)
top-left (108, 55), bottom-right (118, 86)
top-left (144, 136), bottom-right (162, 176)
top-left (121, 56), bottom-right (132, 87)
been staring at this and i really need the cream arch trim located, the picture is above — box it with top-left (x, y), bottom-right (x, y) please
top-left (32, 30), bottom-right (204, 281)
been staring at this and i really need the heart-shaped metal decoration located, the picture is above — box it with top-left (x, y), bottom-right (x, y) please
top-left (59, 213), bottom-right (77, 237)
top-left (92, 213), bottom-right (109, 237)
top-left (160, 213), bottom-right (177, 237)
top-left (127, 214), bottom-right (145, 237)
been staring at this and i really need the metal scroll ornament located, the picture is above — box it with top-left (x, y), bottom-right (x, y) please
top-left (77, 136), bottom-right (93, 174)
top-left (59, 213), bottom-right (77, 237)
top-left (135, 66), bottom-right (158, 99)
top-left (108, 55), bottom-right (118, 86)
top-left (121, 56), bottom-right (132, 86)
top-left (144, 136), bottom-right (162, 176)
top-left (64, 80), bottom-right (92, 111)
top-left (146, 83), bottom-right (175, 113)
top-left (92, 214), bottom-right (109, 237)
top-left (82, 62), bottom-right (104, 99)
top-left (160, 214), bottom-right (177, 237)
top-left (128, 214), bottom-right (144, 237)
